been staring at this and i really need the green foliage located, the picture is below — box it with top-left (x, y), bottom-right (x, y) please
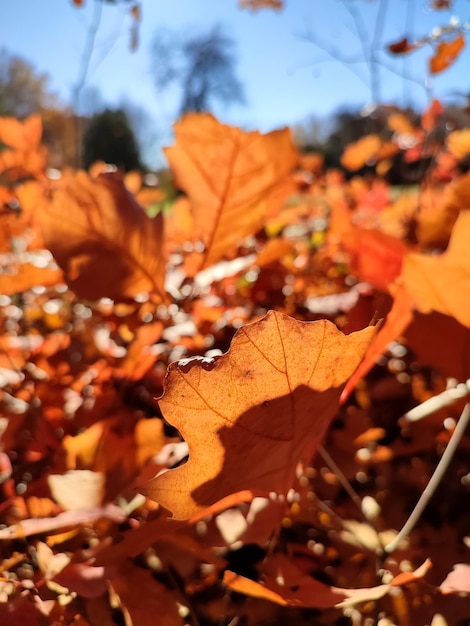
top-left (82, 107), bottom-right (142, 171)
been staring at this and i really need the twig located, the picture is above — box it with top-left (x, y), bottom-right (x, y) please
top-left (402, 381), bottom-right (470, 423)
top-left (318, 445), bottom-right (362, 510)
top-left (318, 445), bottom-right (384, 552)
top-left (384, 402), bottom-right (470, 554)
top-left (72, 0), bottom-right (103, 166)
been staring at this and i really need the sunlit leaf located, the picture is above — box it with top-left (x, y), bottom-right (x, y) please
top-left (165, 113), bottom-right (298, 275)
top-left (429, 34), bottom-right (465, 74)
top-left (402, 210), bottom-right (470, 326)
top-left (144, 310), bottom-right (375, 519)
top-left (340, 135), bottom-right (381, 171)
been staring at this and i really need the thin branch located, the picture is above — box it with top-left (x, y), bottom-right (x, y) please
top-left (318, 445), bottom-right (362, 511)
top-left (402, 381), bottom-right (470, 423)
top-left (73, 0), bottom-right (103, 106)
top-left (385, 402), bottom-right (470, 554)
top-left (72, 0), bottom-right (103, 167)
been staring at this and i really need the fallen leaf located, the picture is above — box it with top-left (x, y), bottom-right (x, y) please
top-left (341, 284), bottom-right (414, 402)
top-left (0, 505), bottom-right (125, 540)
top-left (440, 563), bottom-right (470, 594)
top-left (387, 113), bottom-right (415, 135)
top-left (223, 556), bottom-right (432, 609)
top-left (144, 310), bottom-right (375, 519)
top-left (109, 563), bottom-right (183, 626)
top-left (0, 264), bottom-right (63, 295)
top-left (401, 210), bottom-right (470, 327)
top-left (22, 172), bottom-right (166, 302)
top-left (344, 228), bottom-right (408, 293)
top-left (341, 135), bottom-right (382, 171)
top-left (0, 115), bottom-right (42, 152)
top-left (48, 470), bottom-right (105, 510)
top-left (405, 311), bottom-right (470, 381)
top-left (447, 128), bottom-right (470, 160)
top-left (421, 98), bottom-right (443, 132)
top-left (164, 113), bottom-right (298, 275)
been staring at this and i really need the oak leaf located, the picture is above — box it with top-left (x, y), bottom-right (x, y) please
top-left (387, 37), bottom-right (416, 54)
top-left (343, 227), bottom-right (408, 293)
top-left (341, 284), bottom-right (414, 402)
top-left (144, 311), bottom-right (375, 519)
top-left (223, 556), bottom-right (431, 609)
top-left (421, 98), bottom-right (443, 131)
top-left (0, 115), bottom-right (42, 152)
top-left (164, 113), bottom-right (298, 275)
top-left (401, 210), bottom-right (470, 327)
top-left (447, 128), bottom-right (470, 160)
top-left (429, 34), bottom-right (465, 74)
top-left (340, 135), bottom-right (381, 171)
top-left (26, 172), bottom-right (166, 302)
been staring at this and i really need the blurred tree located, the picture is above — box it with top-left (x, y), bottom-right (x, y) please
top-left (82, 108), bottom-right (142, 171)
top-left (151, 24), bottom-right (245, 116)
top-left (0, 48), bottom-right (57, 117)
top-left (119, 96), bottom-right (159, 169)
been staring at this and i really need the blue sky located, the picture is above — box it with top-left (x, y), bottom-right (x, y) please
top-left (1, 0), bottom-right (469, 165)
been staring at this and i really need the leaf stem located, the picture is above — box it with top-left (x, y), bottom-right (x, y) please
top-left (318, 445), bottom-right (362, 510)
top-left (384, 402), bottom-right (470, 554)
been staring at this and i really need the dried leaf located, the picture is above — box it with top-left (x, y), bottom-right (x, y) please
top-left (0, 115), bottom-right (42, 152)
top-left (341, 135), bottom-right (382, 171)
top-left (388, 37), bottom-right (416, 54)
top-left (0, 505), bottom-right (125, 540)
top-left (23, 172), bottom-right (166, 302)
top-left (164, 113), bottom-right (298, 275)
top-left (223, 557), bottom-right (431, 609)
top-left (341, 284), bottom-right (414, 402)
top-left (440, 563), bottom-right (470, 594)
top-left (402, 210), bottom-right (470, 326)
top-left (430, 34), bottom-right (465, 74)
top-left (447, 128), bottom-right (470, 159)
top-left (109, 563), bottom-right (183, 626)
top-left (421, 98), bottom-right (444, 132)
top-left (48, 470), bottom-right (105, 510)
top-left (144, 311), bottom-right (375, 519)
top-left (344, 228), bottom-right (408, 293)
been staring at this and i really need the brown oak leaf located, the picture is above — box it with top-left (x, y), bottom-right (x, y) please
top-left (22, 172), bottom-right (166, 302)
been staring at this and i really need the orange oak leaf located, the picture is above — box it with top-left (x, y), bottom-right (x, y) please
top-left (0, 264), bottom-right (63, 295)
top-left (0, 115), bottom-right (46, 185)
top-left (340, 135), bottom-right (382, 171)
top-left (429, 34), bottom-right (465, 74)
top-left (23, 172), bottom-right (166, 302)
top-left (447, 128), bottom-right (470, 160)
top-left (401, 210), bottom-right (470, 327)
top-left (0, 115), bottom-right (42, 152)
top-left (343, 228), bottom-right (408, 293)
top-left (143, 311), bottom-right (375, 519)
top-left (341, 284), bottom-right (414, 402)
top-left (164, 113), bottom-right (298, 275)
top-left (387, 112), bottom-right (415, 135)
top-left (421, 98), bottom-right (443, 132)
top-left (223, 556), bottom-right (431, 609)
